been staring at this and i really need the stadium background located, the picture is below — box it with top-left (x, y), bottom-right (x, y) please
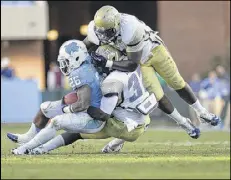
top-left (1, 1), bottom-right (230, 128)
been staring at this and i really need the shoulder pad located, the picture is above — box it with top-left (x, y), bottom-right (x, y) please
top-left (87, 21), bottom-right (100, 45)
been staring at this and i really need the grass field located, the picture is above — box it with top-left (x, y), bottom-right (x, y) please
top-left (1, 123), bottom-right (230, 179)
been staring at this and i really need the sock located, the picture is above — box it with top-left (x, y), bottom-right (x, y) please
top-left (18, 123), bottom-right (40, 143)
top-left (109, 138), bottom-right (125, 149)
top-left (190, 100), bottom-right (206, 115)
top-left (18, 125), bottom-right (56, 151)
top-left (167, 108), bottom-right (188, 125)
top-left (42, 135), bottom-right (65, 152)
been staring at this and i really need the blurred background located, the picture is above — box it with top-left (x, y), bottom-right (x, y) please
top-left (1, 1), bottom-right (230, 130)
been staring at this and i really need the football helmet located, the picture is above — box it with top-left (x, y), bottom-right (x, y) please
top-left (57, 40), bottom-right (88, 76)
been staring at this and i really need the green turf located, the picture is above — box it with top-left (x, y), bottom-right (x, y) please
top-left (1, 123), bottom-right (230, 179)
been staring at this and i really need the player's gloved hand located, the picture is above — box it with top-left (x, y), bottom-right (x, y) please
top-left (91, 51), bottom-right (108, 68)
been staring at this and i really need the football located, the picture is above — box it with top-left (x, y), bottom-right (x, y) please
top-left (63, 91), bottom-right (78, 105)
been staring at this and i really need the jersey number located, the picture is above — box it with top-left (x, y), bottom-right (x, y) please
top-left (69, 76), bottom-right (81, 89)
top-left (128, 73), bottom-right (143, 103)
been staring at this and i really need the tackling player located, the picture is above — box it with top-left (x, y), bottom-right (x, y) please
top-left (83, 5), bottom-right (221, 131)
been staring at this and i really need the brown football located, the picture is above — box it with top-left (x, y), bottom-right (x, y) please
top-left (63, 92), bottom-right (78, 105)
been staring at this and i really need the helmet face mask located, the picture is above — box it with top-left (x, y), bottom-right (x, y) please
top-left (57, 56), bottom-right (72, 76)
top-left (94, 26), bottom-right (117, 41)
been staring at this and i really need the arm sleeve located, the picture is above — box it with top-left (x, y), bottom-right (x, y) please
top-left (70, 85), bottom-right (91, 113)
top-left (111, 60), bottom-right (138, 72)
top-left (87, 96), bottom-right (118, 121)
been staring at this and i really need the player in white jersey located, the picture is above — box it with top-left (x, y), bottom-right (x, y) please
top-left (83, 5), bottom-right (221, 136)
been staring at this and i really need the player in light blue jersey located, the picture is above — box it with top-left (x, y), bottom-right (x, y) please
top-left (67, 53), bottom-right (102, 108)
top-left (11, 40), bottom-right (106, 155)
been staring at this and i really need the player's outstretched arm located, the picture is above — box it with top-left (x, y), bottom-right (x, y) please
top-left (111, 59), bottom-right (138, 72)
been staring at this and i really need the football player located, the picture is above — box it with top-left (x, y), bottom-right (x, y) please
top-left (10, 41), bottom-right (152, 155)
top-left (11, 40), bottom-right (106, 155)
top-left (83, 5), bottom-right (221, 131)
top-left (28, 45), bottom-right (199, 155)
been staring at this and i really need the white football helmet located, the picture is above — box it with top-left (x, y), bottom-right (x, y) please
top-left (57, 40), bottom-right (88, 76)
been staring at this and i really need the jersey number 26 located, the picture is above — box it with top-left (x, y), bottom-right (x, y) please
top-left (69, 76), bottom-right (81, 89)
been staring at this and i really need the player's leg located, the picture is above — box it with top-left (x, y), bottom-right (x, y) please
top-left (149, 44), bottom-right (220, 126)
top-left (35, 112), bottom-right (146, 155)
top-left (29, 113), bottom-right (147, 155)
top-left (30, 127), bottom-right (110, 155)
top-left (101, 114), bottom-right (150, 153)
top-left (141, 65), bottom-right (200, 138)
top-left (12, 112), bottom-right (105, 155)
top-left (7, 100), bottom-right (63, 144)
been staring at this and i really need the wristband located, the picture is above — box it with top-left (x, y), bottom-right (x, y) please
top-left (62, 106), bottom-right (72, 113)
top-left (105, 60), bottom-right (113, 68)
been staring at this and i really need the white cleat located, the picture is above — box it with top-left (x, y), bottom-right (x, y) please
top-left (101, 139), bottom-right (125, 153)
top-left (101, 143), bottom-right (124, 153)
top-left (198, 112), bottom-right (221, 126)
top-left (11, 148), bottom-right (30, 155)
top-left (29, 146), bottom-right (48, 155)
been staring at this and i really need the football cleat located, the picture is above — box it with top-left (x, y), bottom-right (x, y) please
top-left (102, 144), bottom-right (124, 153)
top-left (29, 146), bottom-right (48, 155)
top-left (199, 112), bottom-right (221, 126)
top-left (178, 118), bottom-right (201, 139)
top-left (188, 128), bottom-right (201, 139)
top-left (7, 133), bottom-right (32, 145)
top-left (101, 142), bottom-right (124, 153)
top-left (7, 133), bottom-right (19, 143)
top-left (11, 148), bottom-right (30, 155)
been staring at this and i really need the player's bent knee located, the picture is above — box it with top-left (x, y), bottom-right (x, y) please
top-left (40, 101), bottom-right (52, 117)
top-left (47, 117), bottom-right (61, 130)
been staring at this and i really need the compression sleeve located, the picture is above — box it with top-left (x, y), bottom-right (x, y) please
top-left (87, 96), bottom-right (118, 121)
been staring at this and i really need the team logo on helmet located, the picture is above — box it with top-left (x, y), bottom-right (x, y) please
top-left (65, 42), bottom-right (80, 55)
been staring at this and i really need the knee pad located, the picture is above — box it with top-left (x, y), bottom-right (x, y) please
top-left (47, 117), bottom-right (61, 131)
